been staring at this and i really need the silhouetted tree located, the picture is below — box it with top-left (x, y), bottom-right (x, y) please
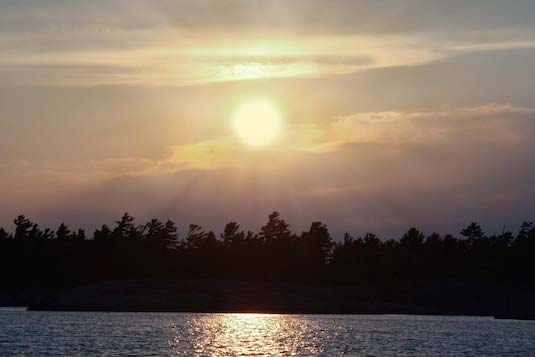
top-left (460, 222), bottom-right (485, 240)
top-left (296, 222), bottom-right (333, 274)
top-left (0, 213), bottom-right (533, 292)
top-left (73, 229), bottom-right (86, 241)
top-left (425, 232), bottom-right (443, 248)
top-left (363, 233), bottom-right (381, 250)
top-left (145, 218), bottom-right (164, 241)
top-left (516, 222), bottom-right (534, 243)
top-left (0, 228), bottom-right (11, 240)
top-left (221, 222), bottom-right (245, 244)
top-left (185, 224), bottom-right (205, 249)
top-left (56, 223), bottom-right (71, 241)
top-left (94, 225), bottom-right (112, 241)
top-left (14, 215), bottom-right (33, 240)
top-left (260, 212), bottom-right (291, 242)
top-left (164, 220), bottom-right (178, 246)
top-left (112, 213), bottom-right (140, 240)
top-left (145, 218), bottom-right (178, 250)
top-left (400, 228), bottom-right (425, 249)
top-left (28, 224), bottom-right (53, 240)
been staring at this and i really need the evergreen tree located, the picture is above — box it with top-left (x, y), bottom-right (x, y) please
top-left (460, 222), bottom-right (485, 240)
top-left (56, 223), bottom-right (71, 241)
top-left (94, 225), bottom-right (112, 241)
top-left (14, 215), bottom-right (33, 240)
top-left (221, 222), bottom-right (244, 244)
top-left (260, 211), bottom-right (291, 242)
top-left (0, 227), bottom-right (11, 240)
top-left (400, 228), bottom-right (425, 249)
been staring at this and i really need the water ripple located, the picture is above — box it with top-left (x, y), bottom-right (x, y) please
top-left (0, 311), bottom-right (534, 356)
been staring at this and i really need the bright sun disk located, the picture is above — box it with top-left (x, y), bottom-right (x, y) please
top-left (232, 99), bottom-right (283, 146)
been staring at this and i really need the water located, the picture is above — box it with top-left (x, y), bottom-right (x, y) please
top-left (0, 310), bottom-right (534, 356)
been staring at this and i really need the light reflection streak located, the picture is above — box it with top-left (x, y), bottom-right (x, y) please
top-left (170, 313), bottom-right (324, 356)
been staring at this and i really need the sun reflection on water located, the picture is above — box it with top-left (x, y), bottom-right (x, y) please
top-left (170, 313), bottom-right (324, 356)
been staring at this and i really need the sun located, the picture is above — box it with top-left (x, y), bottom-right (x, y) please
top-left (232, 99), bottom-right (283, 146)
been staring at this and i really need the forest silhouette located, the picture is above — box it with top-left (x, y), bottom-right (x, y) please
top-left (0, 211), bottom-right (534, 290)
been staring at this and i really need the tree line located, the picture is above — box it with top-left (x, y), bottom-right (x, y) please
top-left (0, 212), bottom-right (533, 289)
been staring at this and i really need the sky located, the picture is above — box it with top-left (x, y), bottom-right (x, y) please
top-left (1, 0), bottom-right (535, 238)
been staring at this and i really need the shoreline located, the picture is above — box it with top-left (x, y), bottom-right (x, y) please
top-left (5, 306), bottom-right (533, 320)
top-left (3, 279), bottom-right (534, 320)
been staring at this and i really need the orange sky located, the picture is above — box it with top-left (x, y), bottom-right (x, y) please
top-left (1, 0), bottom-right (535, 237)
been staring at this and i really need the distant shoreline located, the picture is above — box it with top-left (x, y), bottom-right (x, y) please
top-left (3, 305), bottom-right (533, 321)
top-left (3, 279), bottom-right (533, 320)
top-left (0, 304), bottom-right (495, 317)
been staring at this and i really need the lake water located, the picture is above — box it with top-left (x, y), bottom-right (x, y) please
top-left (0, 310), bottom-right (534, 356)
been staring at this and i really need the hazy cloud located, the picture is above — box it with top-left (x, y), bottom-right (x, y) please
top-left (1, 1), bottom-right (535, 86)
top-left (2, 104), bottom-right (533, 237)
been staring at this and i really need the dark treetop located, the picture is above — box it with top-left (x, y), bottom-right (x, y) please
top-left (0, 212), bottom-right (534, 316)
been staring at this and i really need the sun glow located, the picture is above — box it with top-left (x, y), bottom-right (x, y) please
top-left (232, 99), bottom-right (283, 146)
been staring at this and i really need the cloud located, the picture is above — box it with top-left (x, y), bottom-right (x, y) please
top-left (2, 32), bottom-right (535, 86)
top-left (0, 33), bottom-right (444, 86)
top-left (1, 1), bottom-right (535, 86)
top-left (325, 104), bottom-right (535, 146)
